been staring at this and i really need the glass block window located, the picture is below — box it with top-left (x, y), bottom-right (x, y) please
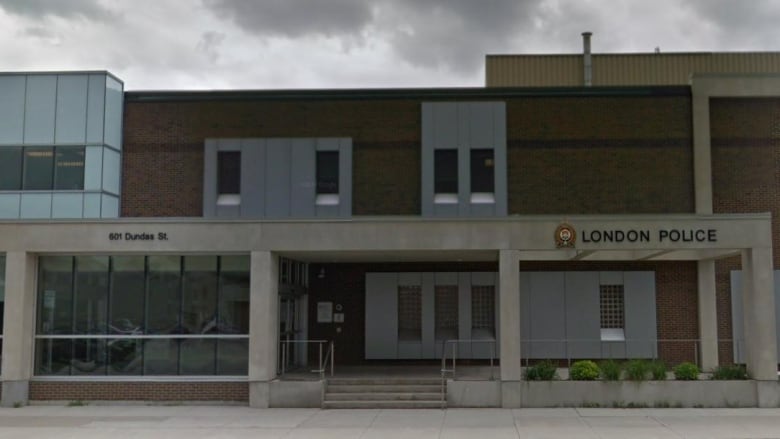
top-left (471, 285), bottom-right (495, 330)
top-left (435, 285), bottom-right (458, 340)
top-left (600, 284), bottom-right (625, 329)
top-left (398, 285), bottom-right (422, 341)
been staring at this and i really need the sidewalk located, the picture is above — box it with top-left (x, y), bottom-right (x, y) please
top-left (0, 406), bottom-right (779, 438)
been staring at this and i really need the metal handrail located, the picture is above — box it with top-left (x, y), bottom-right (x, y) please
top-left (278, 339), bottom-right (331, 376)
top-left (440, 339), bottom-right (497, 408)
top-left (314, 341), bottom-right (335, 380)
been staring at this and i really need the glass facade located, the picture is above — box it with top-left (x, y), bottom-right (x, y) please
top-left (1, 146), bottom-right (85, 191)
top-left (35, 255), bottom-right (250, 376)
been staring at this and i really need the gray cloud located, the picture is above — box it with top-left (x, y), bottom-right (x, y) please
top-left (0, 0), bottom-right (117, 20)
top-left (197, 31), bottom-right (226, 64)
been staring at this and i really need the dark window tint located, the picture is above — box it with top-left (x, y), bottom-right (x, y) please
top-left (316, 151), bottom-right (339, 194)
top-left (217, 151), bottom-right (241, 195)
top-left (470, 149), bottom-right (494, 193)
top-left (23, 147), bottom-right (54, 190)
top-left (73, 256), bottom-right (109, 334)
top-left (37, 256), bottom-right (74, 334)
top-left (0, 147), bottom-right (23, 190)
top-left (434, 149), bottom-right (458, 194)
top-left (146, 256), bottom-right (181, 334)
top-left (109, 256), bottom-right (145, 335)
top-left (54, 147), bottom-right (85, 190)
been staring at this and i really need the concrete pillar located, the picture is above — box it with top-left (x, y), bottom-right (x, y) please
top-left (741, 247), bottom-right (778, 381)
top-left (1, 252), bottom-right (37, 407)
top-left (697, 260), bottom-right (719, 371)
top-left (499, 250), bottom-right (522, 407)
top-left (248, 251), bottom-right (279, 408)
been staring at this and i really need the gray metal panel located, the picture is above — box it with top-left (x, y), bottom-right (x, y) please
top-left (520, 272), bottom-right (531, 359)
top-left (492, 102), bottom-right (508, 216)
top-left (290, 139), bottom-right (315, 217)
top-left (83, 193), bottom-right (101, 218)
top-left (241, 139), bottom-right (265, 217)
top-left (52, 193), bottom-right (84, 218)
top-left (421, 272), bottom-right (436, 358)
top-left (264, 139), bottom-right (291, 217)
top-left (216, 205), bottom-right (240, 218)
top-left (20, 193), bottom-right (52, 218)
top-left (397, 342), bottom-right (422, 359)
top-left (600, 271), bottom-right (624, 285)
top-left (104, 76), bottom-right (123, 149)
top-left (467, 102), bottom-right (494, 148)
top-left (433, 103), bottom-right (458, 149)
top-left (528, 272), bottom-right (566, 358)
top-left (434, 203), bottom-right (459, 217)
top-left (84, 146), bottom-right (103, 191)
top-left (338, 138), bottom-right (352, 217)
top-left (100, 194), bottom-right (119, 218)
top-left (624, 271), bottom-right (657, 358)
top-left (55, 75), bottom-right (88, 144)
top-left (457, 272), bottom-right (472, 358)
top-left (421, 104), bottom-right (435, 216)
top-left (316, 138), bottom-right (340, 151)
top-left (471, 272), bottom-right (496, 286)
top-left (0, 194), bottom-right (21, 219)
top-left (365, 273), bottom-right (398, 359)
top-left (469, 203), bottom-right (494, 217)
top-left (0, 76), bottom-right (26, 144)
top-left (398, 272), bottom-right (422, 285)
top-left (23, 75), bottom-right (57, 144)
top-left (457, 104), bottom-right (470, 217)
top-left (731, 271), bottom-right (745, 363)
top-left (86, 74), bottom-right (105, 144)
top-left (564, 272), bottom-right (601, 358)
top-left (202, 139), bottom-right (218, 218)
top-left (435, 272), bottom-right (458, 285)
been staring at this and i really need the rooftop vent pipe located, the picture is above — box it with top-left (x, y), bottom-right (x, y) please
top-left (582, 31), bottom-right (593, 86)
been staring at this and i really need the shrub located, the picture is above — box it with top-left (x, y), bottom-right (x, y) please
top-left (524, 360), bottom-right (558, 381)
top-left (673, 362), bottom-right (699, 380)
top-left (624, 359), bottom-right (650, 381)
top-left (599, 360), bottom-right (622, 381)
top-left (650, 360), bottom-right (667, 380)
top-left (712, 364), bottom-right (748, 380)
top-left (569, 360), bottom-right (600, 380)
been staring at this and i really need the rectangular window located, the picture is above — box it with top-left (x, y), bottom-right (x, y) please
top-left (398, 285), bottom-right (422, 341)
top-left (0, 147), bottom-right (23, 190)
top-left (23, 147), bottom-right (54, 190)
top-left (316, 151), bottom-right (339, 194)
top-left (600, 284), bottom-right (625, 341)
top-left (471, 285), bottom-right (495, 337)
top-left (54, 146), bottom-right (85, 190)
top-left (470, 149), bottom-right (494, 194)
top-left (434, 285), bottom-right (458, 341)
top-left (434, 149), bottom-right (458, 197)
top-left (217, 151), bottom-right (241, 195)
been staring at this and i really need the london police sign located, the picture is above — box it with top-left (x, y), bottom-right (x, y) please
top-left (557, 223), bottom-right (718, 248)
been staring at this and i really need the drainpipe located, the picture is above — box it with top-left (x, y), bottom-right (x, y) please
top-left (582, 31), bottom-right (593, 86)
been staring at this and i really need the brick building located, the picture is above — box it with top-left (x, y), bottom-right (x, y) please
top-left (1, 42), bottom-right (780, 408)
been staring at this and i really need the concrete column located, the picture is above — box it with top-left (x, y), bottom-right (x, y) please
top-left (248, 251), bottom-right (279, 408)
top-left (741, 247), bottom-right (778, 381)
top-left (697, 260), bottom-right (719, 371)
top-left (1, 252), bottom-right (37, 407)
top-left (499, 250), bottom-right (522, 408)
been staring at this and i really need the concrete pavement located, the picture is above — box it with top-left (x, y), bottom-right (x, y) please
top-left (0, 406), bottom-right (779, 438)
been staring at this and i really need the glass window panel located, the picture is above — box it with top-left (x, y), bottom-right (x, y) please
top-left (0, 255), bottom-right (5, 334)
top-left (74, 256), bottom-right (109, 334)
top-left (72, 339), bottom-right (107, 375)
top-left (217, 151), bottom-right (241, 195)
top-left (316, 151), bottom-right (339, 194)
top-left (217, 339), bottom-right (248, 375)
top-left (37, 256), bottom-right (74, 334)
top-left (54, 146), bottom-right (85, 190)
top-left (23, 146), bottom-right (54, 190)
top-left (147, 256), bottom-right (181, 334)
top-left (109, 256), bottom-right (145, 335)
top-left (108, 338), bottom-right (143, 375)
top-left (143, 339), bottom-right (179, 375)
top-left (182, 256), bottom-right (218, 334)
top-left (398, 285), bottom-right (422, 341)
top-left (471, 285), bottom-right (496, 337)
top-left (434, 149), bottom-right (458, 194)
top-left (35, 338), bottom-right (71, 375)
top-left (180, 339), bottom-right (216, 375)
top-left (470, 149), bottom-right (494, 193)
top-left (0, 147), bottom-right (22, 190)
top-left (218, 256), bottom-right (250, 334)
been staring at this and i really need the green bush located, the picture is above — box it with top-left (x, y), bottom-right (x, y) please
top-left (673, 362), bottom-right (700, 380)
top-left (599, 360), bottom-right (622, 381)
top-left (712, 364), bottom-right (748, 380)
top-left (624, 359), bottom-right (650, 381)
top-left (650, 360), bottom-right (667, 380)
top-left (569, 360), bottom-right (600, 381)
top-left (524, 360), bottom-right (558, 381)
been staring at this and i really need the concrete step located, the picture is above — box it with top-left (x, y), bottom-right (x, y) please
top-left (326, 384), bottom-right (441, 393)
top-left (322, 400), bottom-right (443, 409)
top-left (327, 378), bottom-right (441, 386)
top-left (325, 392), bottom-right (442, 401)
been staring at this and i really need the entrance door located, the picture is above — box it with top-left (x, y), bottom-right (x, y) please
top-left (278, 258), bottom-right (308, 373)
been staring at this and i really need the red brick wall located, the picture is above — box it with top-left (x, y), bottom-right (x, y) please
top-left (29, 381), bottom-right (248, 402)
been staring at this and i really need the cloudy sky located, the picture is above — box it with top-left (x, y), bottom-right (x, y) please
top-left (0, 0), bottom-right (778, 90)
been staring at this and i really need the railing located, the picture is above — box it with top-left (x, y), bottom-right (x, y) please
top-left (440, 339), bottom-right (497, 408)
top-left (278, 339), bottom-right (334, 379)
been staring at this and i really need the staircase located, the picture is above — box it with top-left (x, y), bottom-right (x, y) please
top-left (323, 377), bottom-right (444, 409)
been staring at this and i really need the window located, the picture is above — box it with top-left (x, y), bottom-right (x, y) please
top-left (0, 148), bottom-right (22, 190)
top-left (434, 149), bottom-right (458, 203)
top-left (434, 285), bottom-right (458, 341)
top-left (316, 150), bottom-right (340, 205)
top-left (600, 284), bottom-right (625, 341)
top-left (471, 285), bottom-right (495, 338)
top-left (217, 151), bottom-right (240, 205)
top-left (398, 285), bottom-right (422, 341)
top-left (54, 147), bottom-right (85, 190)
top-left (470, 149), bottom-right (494, 203)
top-left (23, 147), bottom-right (54, 190)
top-left (1, 146), bottom-right (84, 191)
